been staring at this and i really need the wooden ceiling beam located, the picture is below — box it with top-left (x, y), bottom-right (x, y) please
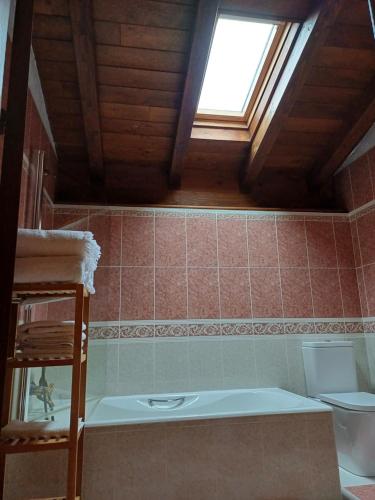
top-left (241, 0), bottom-right (344, 191)
top-left (169, 0), bottom-right (219, 187)
top-left (311, 76), bottom-right (375, 186)
top-left (69, 0), bottom-right (104, 182)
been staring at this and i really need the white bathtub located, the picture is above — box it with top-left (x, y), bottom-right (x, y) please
top-left (86, 387), bottom-right (330, 427)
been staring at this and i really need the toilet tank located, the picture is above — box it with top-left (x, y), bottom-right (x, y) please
top-left (302, 341), bottom-right (358, 397)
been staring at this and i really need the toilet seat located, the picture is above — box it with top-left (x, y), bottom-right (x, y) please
top-left (319, 392), bottom-right (375, 411)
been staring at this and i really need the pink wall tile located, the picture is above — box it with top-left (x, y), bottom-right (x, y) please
top-left (363, 264), bottom-right (375, 316)
top-left (250, 268), bottom-right (283, 318)
top-left (280, 269), bottom-right (313, 318)
top-left (121, 267), bottom-right (154, 320)
top-left (310, 268), bottom-right (343, 318)
top-left (350, 220), bottom-right (362, 268)
top-left (188, 268), bottom-right (220, 319)
top-left (350, 155), bottom-right (373, 210)
top-left (357, 211), bottom-right (375, 266)
top-left (277, 220), bottom-right (308, 267)
top-left (90, 267), bottom-right (121, 321)
top-left (339, 268), bottom-right (361, 317)
top-left (217, 218), bottom-right (248, 267)
top-left (89, 214), bottom-right (121, 266)
top-left (122, 215), bottom-right (154, 266)
top-left (219, 268), bottom-right (251, 319)
top-left (356, 267), bottom-right (369, 317)
top-left (306, 221), bottom-right (337, 268)
top-left (333, 221), bottom-right (355, 268)
top-left (47, 298), bottom-right (75, 322)
top-left (155, 216), bottom-right (186, 267)
top-left (247, 219), bottom-right (278, 267)
top-left (155, 267), bottom-right (187, 320)
top-left (186, 217), bottom-right (217, 267)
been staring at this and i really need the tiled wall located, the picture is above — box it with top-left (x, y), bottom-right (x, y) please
top-left (335, 146), bottom-right (375, 320)
top-left (4, 411), bottom-right (342, 500)
top-left (49, 207), bottom-right (361, 336)
top-left (335, 146), bottom-right (375, 390)
top-left (84, 334), bottom-right (370, 397)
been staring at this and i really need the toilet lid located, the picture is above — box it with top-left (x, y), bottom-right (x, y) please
top-left (319, 392), bottom-right (375, 411)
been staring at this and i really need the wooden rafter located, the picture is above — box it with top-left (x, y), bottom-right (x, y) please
top-left (69, 0), bottom-right (104, 182)
top-left (311, 76), bottom-right (375, 186)
top-left (169, 0), bottom-right (219, 187)
top-left (241, 0), bottom-right (344, 190)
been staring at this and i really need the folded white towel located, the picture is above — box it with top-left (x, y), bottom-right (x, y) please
top-left (14, 255), bottom-right (89, 290)
top-left (17, 332), bottom-right (87, 342)
top-left (16, 229), bottom-right (101, 293)
top-left (1, 419), bottom-right (82, 439)
top-left (18, 320), bottom-right (85, 333)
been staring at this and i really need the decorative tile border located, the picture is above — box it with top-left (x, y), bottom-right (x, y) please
top-left (190, 323), bottom-right (221, 336)
top-left (283, 321), bottom-right (316, 334)
top-left (90, 326), bottom-right (119, 339)
top-left (120, 325), bottom-right (154, 338)
top-left (314, 321), bottom-right (346, 334)
top-left (345, 321), bottom-right (364, 334)
top-left (253, 322), bottom-right (285, 335)
top-left (247, 214), bottom-right (276, 221)
top-left (362, 319), bottom-right (375, 333)
top-left (90, 318), bottom-right (364, 339)
top-left (122, 209), bottom-right (154, 217)
top-left (221, 322), bottom-right (253, 336)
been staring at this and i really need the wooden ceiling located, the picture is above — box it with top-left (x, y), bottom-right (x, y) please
top-left (31, 0), bottom-right (375, 209)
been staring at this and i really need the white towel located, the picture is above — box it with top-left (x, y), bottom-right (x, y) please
top-left (18, 332), bottom-right (87, 342)
top-left (1, 419), bottom-right (82, 439)
top-left (16, 229), bottom-right (101, 293)
top-left (14, 255), bottom-right (89, 290)
top-left (18, 320), bottom-right (84, 332)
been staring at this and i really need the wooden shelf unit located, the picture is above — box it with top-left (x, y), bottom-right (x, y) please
top-left (0, 283), bottom-right (90, 500)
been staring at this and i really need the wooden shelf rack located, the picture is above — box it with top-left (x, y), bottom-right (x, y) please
top-left (0, 283), bottom-right (90, 500)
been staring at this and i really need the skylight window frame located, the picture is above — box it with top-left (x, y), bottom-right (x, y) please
top-left (194, 14), bottom-right (289, 127)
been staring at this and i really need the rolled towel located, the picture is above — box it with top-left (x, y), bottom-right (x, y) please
top-left (1, 418), bottom-right (82, 439)
top-left (16, 229), bottom-right (101, 293)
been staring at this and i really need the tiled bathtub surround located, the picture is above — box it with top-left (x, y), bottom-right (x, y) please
top-left (5, 411), bottom-right (341, 500)
top-left (83, 334), bottom-right (370, 398)
top-left (49, 206), bottom-right (360, 327)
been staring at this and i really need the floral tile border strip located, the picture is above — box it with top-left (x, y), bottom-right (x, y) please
top-left (89, 319), bottom-right (364, 339)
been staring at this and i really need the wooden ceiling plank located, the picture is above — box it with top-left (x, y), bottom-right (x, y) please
top-left (92, 0), bottom-right (195, 30)
top-left (97, 65), bottom-right (184, 92)
top-left (241, 0), bottom-right (345, 190)
top-left (311, 77), bottom-right (375, 186)
top-left (221, 0), bottom-right (314, 23)
top-left (100, 102), bottom-right (178, 123)
top-left (33, 13), bottom-right (72, 40)
top-left (33, 38), bottom-right (75, 62)
top-left (34, 0), bottom-right (69, 16)
top-left (69, 0), bottom-right (104, 181)
top-left (99, 85), bottom-right (181, 108)
top-left (306, 65), bottom-right (373, 88)
top-left (169, 0), bottom-right (219, 187)
top-left (96, 44), bottom-right (187, 73)
top-left (120, 24), bottom-right (191, 53)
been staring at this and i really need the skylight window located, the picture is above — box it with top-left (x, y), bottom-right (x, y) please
top-left (197, 16), bottom-right (277, 117)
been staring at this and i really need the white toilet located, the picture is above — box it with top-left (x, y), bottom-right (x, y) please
top-left (302, 340), bottom-right (375, 477)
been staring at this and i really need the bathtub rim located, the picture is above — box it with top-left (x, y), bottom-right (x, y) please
top-left (85, 387), bottom-right (332, 429)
